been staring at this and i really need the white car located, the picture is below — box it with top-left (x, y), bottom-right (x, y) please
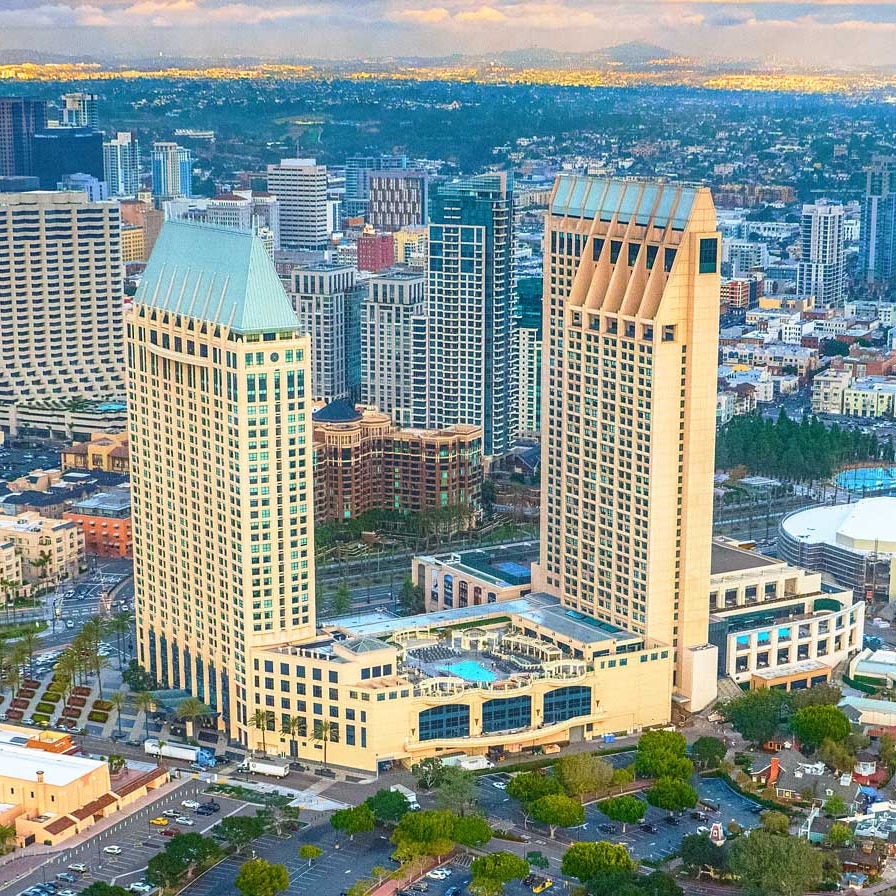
top-left (103, 845), bottom-right (123, 855)
top-left (492, 780), bottom-right (507, 789)
top-left (69, 864), bottom-right (87, 874)
top-left (181, 799), bottom-right (200, 810)
top-left (128, 883), bottom-right (154, 894)
top-left (174, 816), bottom-right (194, 826)
top-left (426, 870), bottom-right (451, 881)
top-left (58, 890), bottom-right (78, 896)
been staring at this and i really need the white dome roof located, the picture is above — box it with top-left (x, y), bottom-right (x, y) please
top-left (782, 496), bottom-right (896, 555)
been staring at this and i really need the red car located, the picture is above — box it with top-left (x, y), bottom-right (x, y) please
top-left (162, 827), bottom-right (181, 838)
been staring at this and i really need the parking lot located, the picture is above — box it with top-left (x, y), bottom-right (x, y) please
top-left (1, 785), bottom-right (254, 896)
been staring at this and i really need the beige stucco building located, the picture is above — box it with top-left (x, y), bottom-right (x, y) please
top-left (531, 177), bottom-right (722, 712)
top-left (0, 513), bottom-right (84, 587)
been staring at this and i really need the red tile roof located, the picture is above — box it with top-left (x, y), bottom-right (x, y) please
top-left (112, 767), bottom-right (166, 798)
top-left (44, 815), bottom-right (76, 835)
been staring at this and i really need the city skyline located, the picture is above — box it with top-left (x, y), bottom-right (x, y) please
top-left (2, 0), bottom-right (896, 69)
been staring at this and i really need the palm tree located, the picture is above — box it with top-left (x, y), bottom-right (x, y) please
top-left (0, 822), bottom-right (16, 855)
top-left (110, 691), bottom-right (127, 738)
top-left (251, 708), bottom-right (270, 755)
top-left (105, 611), bottom-right (133, 670)
top-left (312, 720), bottom-right (337, 770)
top-left (19, 629), bottom-right (36, 681)
top-left (31, 550), bottom-right (52, 601)
top-left (134, 690), bottom-right (155, 716)
top-left (280, 715), bottom-right (306, 759)
top-left (6, 663), bottom-right (21, 701)
top-left (176, 696), bottom-right (208, 739)
top-left (0, 578), bottom-right (18, 624)
top-left (56, 650), bottom-right (78, 699)
top-left (90, 654), bottom-right (111, 700)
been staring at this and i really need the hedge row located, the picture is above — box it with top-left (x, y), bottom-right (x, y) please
top-left (87, 710), bottom-right (108, 723)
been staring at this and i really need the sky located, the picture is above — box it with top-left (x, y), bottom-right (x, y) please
top-left (1, 0), bottom-right (895, 68)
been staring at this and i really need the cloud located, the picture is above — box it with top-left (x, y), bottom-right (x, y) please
top-left (455, 5), bottom-right (506, 22)
top-left (395, 5), bottom-right (451, 22)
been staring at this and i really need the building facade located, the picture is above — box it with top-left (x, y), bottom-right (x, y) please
top-left (0, 191), bottom-right (126, 407)
top-left (62, 433), bottom-right (129, 474)
top-left (860, 156), bottom-right (896, 295)
top-left (0, 97), bottom-right (46, 178)
top-left (422, 173), bottom-right (518, 458)
top-left (531, 176), bottom-right (722, 711)
top-left (357, 230), bottom-right (395, 273)
top-left (344, 154), bottom-right (408, 218)
top-left (60, 92), bottom-right (99, 128)
top-left (361, 266), bottom-right (426, 427)
top-left (312, 401), bottom-right (482, 525)
top-left (32, 127), bottom-right (103, 190)
top-left (151, 142), bottom-right (192, 203)
top-left (291, 264), bottom-right (362, 404)
top-left (266, 159), bottom-right (328, 250)
top-left (0, 513), bottom-right (84, 584)
top-left (797, 199), bottom-right (846, 306)
top-left (128, 221), bottom-right (317, 745)
top-left (515, 321), bottom-right (542, 440)
top-left (103, 132), bottom-right (140, 197)
top-left (368, 170), bottom-right (430, 231)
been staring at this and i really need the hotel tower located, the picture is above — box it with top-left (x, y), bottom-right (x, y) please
top-left (531, 177), bottom-right (721, 710)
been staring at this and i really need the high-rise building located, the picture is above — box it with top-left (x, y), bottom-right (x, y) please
top-left (103, 132), bottom-right (141, 197)
top-left (128, 221), bottom-right (315, 743)
top-left (32, 127), bottom-right (103, 190)
top-left (61, 92), bottom-right (99, 129)
top-left (266, 159), bottom-right (329, 250)
top-left (515, 279), bottom-right (542, 440)
top-left (58, 173), bottom-right (108, 202)
top-left (151, 142), bottom-right (193, 203)
top-left (0, 191), bottom-right (125, 406)
top-left (530, 177), bottom-right (722, 711)
top-left (357, 229), bottom-right (395, 272)
top-left (290, 263), bottom-right (363, 403)
top-left (797, 199), bottom-right (845, 305)
top-left (0, 97), bottom-right (46, 177)
top-left (368, 169), bottom-right (429, 231)
top-left (344, 154), bottom-right (407, 218)
top-left (422, 173), bottom-right (517, 458)
top-left (361, 266), bottom-right (426, 426)
top-left (860, 156), bottom-right (896, 295)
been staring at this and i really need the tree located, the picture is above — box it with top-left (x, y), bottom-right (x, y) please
top-left (281, 715), bottom-right (306, 759)
top-left (790, 684), bottom-right (842, 710)
top-left (824, 794), bottom-right (847, 818)
top-left (529, 794), bottom-right (585, 838)
top-left (818, 738), bottom-right (854, 774)
top-left (80, 886), bottom-right (130, 896)
top-left (470, 851), bottom-right (529, 896)
top-left (451, 815), bottom-right (492, 848)
top-left (679, 834), bottom-right (727, 875)
top-left (365, 788), bottom-right (410, 822)
top-left (506, 770), bottom-right (562, 805)
top-left (177, 696), bottom-right (210, 738)
top-left (435, 766), bottom-right (478, 816)
top-left (729, 830), bottom-right (823, 896)
top-left (691, 736), bottom-right (726, 770)
top-left (399, 577), bottom-right (425, 615)
top-left (109, 691), bottom-right (127, 738)
top-left (720, 690), bottom-right (785, 745)
top-left (107, 753), bottom-right (126, 775)
top-left (611, 766), bottom-right (635, 789)
top-left (555, 753), bottom-right (613, 796)
top-left (235, 858), bottom-right (290, 896)
top-left (392, 809), bottom-right (456, 861)
top-left (251, 708), bottom-right (270, 754)
top-left (330, 804), bottom-right (375, 840)
top-left (586, 870), bottom-right (642, 896)
top-left (218, 815), bottom-right (267, 854)
top-left (640, 872), bottom-right (683, 896)
top-left (827, 822), bottom-right (853, 847)
top-left (760, 811), bottom-right (790, 835)
top-left (312, 719), bottom-right (337, 769)
top-left (791, 705), bottom-right (851, 751)
top-left (134, 690), bottom-right (156, 718)
top-left (600, 795), bottom-right (645, 832)
top-left (0, 822), bottom-right (15, 855)
top-left (645, 777), bottom-right (698, 813)
top-left (298, 844), bottom-right (322, 866)
top-left (561, 841), bottom-right (635, 883)
top-left (526, 851), bottom-right (549, 870)
top-left (635, 730), bottom-right (693, 780)
top-left (880, 732), bottom-right (896, 771)
top-left (412, 756), bottom-right (444, 789)
top-left (330, 583), bottom-right (352, 616)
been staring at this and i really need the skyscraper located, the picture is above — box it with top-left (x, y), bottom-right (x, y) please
top-left (531, 177), bottom-right (721, 711)
top-left (103, 132), bottom-right (141, 197)
top-left (797, 199), bottom-right (845, 305)
top-left (368, 169), bottom-right (429, 231)
top-left (0, 97), bottom-right (47, 177)
top-left (266, 159), bottom-right (329, 250)
top-left (860, 156), bottom-right (896, 296)
top-left (290, 263), bottom-right (363, 403)
top-left (151, 142), bottom-right (193, 203)
top-left (32, 127), bottom-right (104, 190)
top-left (422, 173), bottom-right (517, 458)
top-left (344, 154), bottom-right (407, 218)
top-left (61, 92), bottom-right (99, 129)
top-left (361, 265), bottom-right (426, 426)
top-left (0, 191), bottom-right (125, 406)
top-left (515, 278), bottom-right (542, 440)
top-left (128, 222), bottom-right (315, 742)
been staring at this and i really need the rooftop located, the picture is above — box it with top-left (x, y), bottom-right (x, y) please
top-left (0, 743), bottom-right (104, 787)
top-left (781, 497), bottom-right (896, 553)
top-left (71, 491), bottom-right (130, 515)
top-left (312, 399), bottom-right (363, 424)
top-left (135, 221), bottom-right (299, 335)
top-left (711, 539), bottom-right (780, 575)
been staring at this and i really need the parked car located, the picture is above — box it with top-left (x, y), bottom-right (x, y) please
top-left (426, 870), bottom-right (451, 881)
top-left (58, 889), bottom-right (78, 896)
top-left (55, 874), bottom-right (75, 883)
top-left (409, 884), bottom-right (428, 893)
top-left (162, 809), bottom-right (180, 818)
top-left (162, 827), bottom-right (181, 837)
top-left (174, 815), bottom-right (194, 826)
top-left (68, 864), bottom-right (87, 874)
top-left (664, 816), bottom-right (680, 826)
top-left (103, 845), bottom-right (123, 855)
top-left (149, 816), bottom-right (169, 826)
top-left (445, 888), bottom-right (461, 896)
top-left (532, 880), bottom-right (553, 894)
top-left (640, 823), bottom-right (658, 833)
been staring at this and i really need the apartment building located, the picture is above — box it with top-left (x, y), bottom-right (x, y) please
top-left (360, 266), bottom-right (426, 427)
top-left (0, 191), bottom-right (126, 412)
top-left (151, 142), bottom-right (192, 203)
top-left (811, 368), bottom-right (854, 415)
top-left (0, 513), bottom-right (84, 585)
top-left (61, 433), bottom-right (129, 474)
top-left (64, 491), bottom-right (132, 559)
top-left (266, 158), bottom-right (329, 250)
top-left (103, 131), bottom-right (140, 196)
top-left (368, 169), bottom-right (429, 231)
top-left (797, 199), bottom-right (846, 306)
top-left (312, 401), bottom-right (482, 525)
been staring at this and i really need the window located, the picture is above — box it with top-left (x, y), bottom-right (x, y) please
top-left (699, 238), bottom-right (718, 274)
top-left (481, 696), bottom-right (531, 734)
top-left (543, 686), bottom-right (591, 725)
top-left (418, 704), bottom-right (470, 741)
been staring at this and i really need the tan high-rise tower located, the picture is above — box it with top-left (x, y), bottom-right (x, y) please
top-left (128, 221), bottom-right (315, 744)
top-left (532, 177), bottom-right (720, 710)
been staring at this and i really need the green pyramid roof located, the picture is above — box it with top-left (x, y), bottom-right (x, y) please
top-left (135, 221), bottom-right (299, 334)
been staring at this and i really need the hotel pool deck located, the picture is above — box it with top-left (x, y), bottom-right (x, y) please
top-left (837, 467), bottom-right (896, 492)
top-left (442, 660), bottom-right (498, 683)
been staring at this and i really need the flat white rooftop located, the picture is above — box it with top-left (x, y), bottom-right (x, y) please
top-left (781, 497), bottom-right (896, 554)
top-left (0, 743), bottom-right (104, 788)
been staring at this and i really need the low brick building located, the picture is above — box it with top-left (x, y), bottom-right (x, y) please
top-left (64, 490), bottom-right (132, 558)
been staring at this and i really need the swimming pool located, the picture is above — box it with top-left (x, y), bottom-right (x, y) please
top-left (836, 467), bottom-right (896, 492)
top-left (444, 660), bottom-right (498, 683)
